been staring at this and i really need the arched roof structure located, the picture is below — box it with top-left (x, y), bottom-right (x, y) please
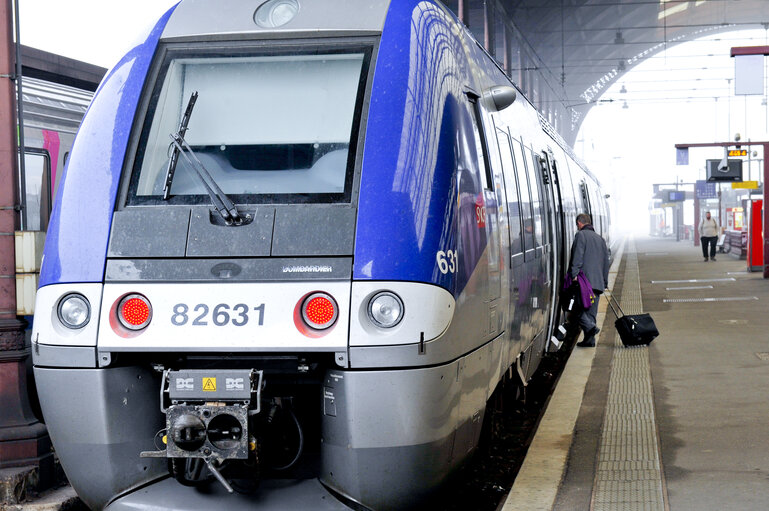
top-left (448, 0), bottom-right (769, 145)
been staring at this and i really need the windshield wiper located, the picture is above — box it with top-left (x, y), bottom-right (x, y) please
top-left (162, 91), bottom-right (243, 226)
top-left (168, 133), bottom-right (243, 226)
top-left (162, 91), bottom-right (198, 200)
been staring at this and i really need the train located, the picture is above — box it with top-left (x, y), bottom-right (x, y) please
top-left (12, 75), bottom-right (93, 338)
top-left (16, 76), bottom-right (92, 233)
top-left (31, 1), bottom-right (611, 510)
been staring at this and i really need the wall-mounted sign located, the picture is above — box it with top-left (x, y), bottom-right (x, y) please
top-left (728, 149), bottom-right (747, 156)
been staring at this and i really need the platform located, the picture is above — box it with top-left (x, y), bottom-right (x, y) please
top-left (504, 235), bottom-right (769, 510)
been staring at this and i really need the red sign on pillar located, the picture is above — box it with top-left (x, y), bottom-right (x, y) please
top-left (748, 199), bottom-right (764, 272)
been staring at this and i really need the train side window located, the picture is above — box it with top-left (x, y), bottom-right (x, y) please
top-left (495, 129), bottom-right (522, 254)
top-left (511, 139), bottom-right (536, 252)
top-left (23, 150), bottom-right (52, 232)
top-left (579, 180), bottom-right (592, 216)
top-left (467, 96), bottom-right (494, 191)
top-left (526, 149), bottom-right (544, 247)
top-left (526, 150), bottom-right (542, 247)
top-left (594, 193), bottom-right (604, 235)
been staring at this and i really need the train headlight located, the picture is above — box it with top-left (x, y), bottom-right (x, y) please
top-left (301, 292), bottom-right (338, 330)
top-left (254, 0), bottom-right (300, 28)
top-left (57, 294), bottom-right (91, 329)
top-left (367, 292), bottom-right (404, 328)
top-left (117, 294), bottom-right (152, 330)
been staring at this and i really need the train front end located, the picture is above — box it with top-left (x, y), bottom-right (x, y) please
top-left (30, 1), bottom-right (486, 510)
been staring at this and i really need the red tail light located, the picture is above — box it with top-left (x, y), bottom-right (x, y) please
top-left (301, 293), bottom-right (338, 330)
top-left (117, 294), bottom-right (152, 330)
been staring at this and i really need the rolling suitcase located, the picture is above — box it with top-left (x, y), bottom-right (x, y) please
top-left (606, 293), bottom-right (659, 346)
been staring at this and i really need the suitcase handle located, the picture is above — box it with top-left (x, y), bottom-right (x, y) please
top-left (605, 291), bottom-right (626, 319)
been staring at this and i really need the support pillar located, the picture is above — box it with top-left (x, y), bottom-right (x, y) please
top-left (763, 143), bottom-right (769, 278)
top-left (0, 0), bottom-right (53, 488)
top-left (694, 196), bottom-right (700, 246)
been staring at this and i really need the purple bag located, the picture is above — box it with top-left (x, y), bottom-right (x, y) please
top-left (562, 271), bottom-right (596, 311)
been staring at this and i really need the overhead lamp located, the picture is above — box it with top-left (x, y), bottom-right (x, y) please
top-left (618, 60), bottom-right (626, 71)
top-left (254, 0), bottom-right (300, 28)
top-left (622, 101), bottom-right (629, 109)
top-left (614, 31), bottom-right (625, 44)
top-left (620, 85), bottom-right (627, 94)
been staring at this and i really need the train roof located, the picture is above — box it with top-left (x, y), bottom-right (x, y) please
top-left (161, 0), bottom-right (391, 40)
top-left (21, 76), bottom-right (94, 135)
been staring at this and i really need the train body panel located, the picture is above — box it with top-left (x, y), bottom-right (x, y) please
top-left (31, 1), bottom-right (612, 510)
top-left (39, 6), bottom-right (176, 286)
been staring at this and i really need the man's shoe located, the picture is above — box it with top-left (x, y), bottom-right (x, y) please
top-left (577, 327), bottom-right (599, 347)
top-left (703, 257), bottom-right (708, 262)
top-left (710, 257), bottom-right (716, 261)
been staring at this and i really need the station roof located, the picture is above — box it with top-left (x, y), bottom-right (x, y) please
top-left (497, 0), bottom-right (769, 143)
top-left (20, 45), bottom-right (106, 93)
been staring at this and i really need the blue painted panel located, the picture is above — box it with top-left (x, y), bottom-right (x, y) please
top-left (40, 7), bottom-right (176, 287)
top-left (354, 0), bottom-right (489, 297)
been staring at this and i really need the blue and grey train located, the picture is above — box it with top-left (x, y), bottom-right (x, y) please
top-left (31, 1), bottom-right (611, 510)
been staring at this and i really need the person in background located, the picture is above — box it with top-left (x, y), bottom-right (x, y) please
top-left (569, 213), bottom-right (610, 348)
top-left (699, 211), bottom-right (719, 262)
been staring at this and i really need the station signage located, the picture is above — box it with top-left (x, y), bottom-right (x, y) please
top-left (732, 181), bottom-right (759, 189)
top-left (695, 180), bottom-right (718, 199)
top-left (728, 149), bottom-right (747, 156)
top-left (706, 159), bottom-right (743, 182)
top-left (665, 190), bottom-right (685, 202)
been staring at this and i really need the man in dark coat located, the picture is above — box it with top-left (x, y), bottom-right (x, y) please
top-left (569, 213), bottom-right (610, 347)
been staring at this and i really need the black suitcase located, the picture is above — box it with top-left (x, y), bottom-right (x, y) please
top-left (606, 293), bottom-right (659, 346)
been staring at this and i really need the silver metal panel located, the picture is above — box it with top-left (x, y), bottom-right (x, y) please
top-left (106, 477), bottom-right (350, 511)
top-left (272, 206), bottom-right (356, 256)
top-left (22, 76), bottom-right (93, 134)
top-left (108, 208), bottom-right (191, 257)
top-left (186, 207), bottom-right (273, 257)
top-left (33, 367), bottom-right (166, 510)
top-left (106, 257), bottom-right (352, 282)
top-left (322, 438), bottom-right (457, 511)
top-left (97, 281), bottom-right (351, 351)
top-left (32, 283), bottom-right (103, 348)
top-left (161, 0), bottom-right (390, 41)
top-left (321, 339), bottom-right (501, 510)
top-left (32, 343), bottom-right (97, 368)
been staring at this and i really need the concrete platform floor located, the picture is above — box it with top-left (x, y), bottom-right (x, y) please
top-left (505, 235), bottom-right (769, 510)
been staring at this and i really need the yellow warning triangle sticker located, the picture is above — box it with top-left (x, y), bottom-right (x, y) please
top-left (202, 377), bottom-right (217, 392)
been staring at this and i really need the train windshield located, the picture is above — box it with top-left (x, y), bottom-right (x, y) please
top-left (126, 46), bottom-right (371, 205)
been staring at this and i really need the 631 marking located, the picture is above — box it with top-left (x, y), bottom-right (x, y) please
top-left (436, 250), bottom-right (458, 274)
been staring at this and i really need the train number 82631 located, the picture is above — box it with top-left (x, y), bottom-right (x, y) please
top-left (170, 303), bottom-right (265, 327)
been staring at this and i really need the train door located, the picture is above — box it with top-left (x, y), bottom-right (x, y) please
top-left (467, 94), bottom-right (502, 319)
top-left (494, 127), bottom-right (524, 357)
top-left (510, 138), bottom-right (537, 346)
top-left (522, 146), bottom-right (550, 366)
top-left (537, 151), bottom-right (563, 349)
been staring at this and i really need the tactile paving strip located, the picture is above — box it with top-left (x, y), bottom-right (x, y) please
top-left (592, 239), bottom-right (667, 511)
top-left (663, 296), bottom-right (757, 303)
